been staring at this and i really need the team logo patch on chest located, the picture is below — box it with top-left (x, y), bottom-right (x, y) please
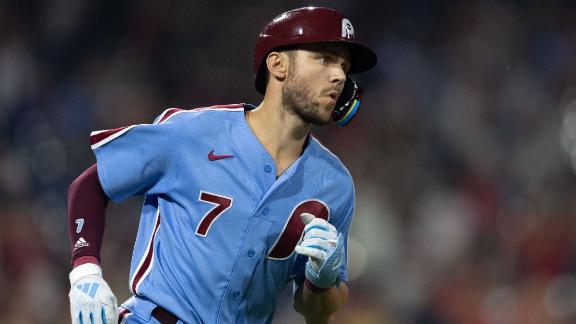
top-left (267, 199), bottom-right (330, 260)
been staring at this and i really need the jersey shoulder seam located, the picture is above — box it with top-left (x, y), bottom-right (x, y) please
top-left (156, 104), bottom-right (245, 125)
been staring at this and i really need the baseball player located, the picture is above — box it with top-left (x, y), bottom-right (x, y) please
top-left (67, 7), bottom-right (376, 324)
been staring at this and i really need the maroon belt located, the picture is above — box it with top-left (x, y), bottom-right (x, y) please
top-left (151, 306), bottom-right (179, 324)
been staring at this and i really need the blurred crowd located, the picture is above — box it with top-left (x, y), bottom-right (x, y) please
top-left (2, 0), bottom-right (576, 323)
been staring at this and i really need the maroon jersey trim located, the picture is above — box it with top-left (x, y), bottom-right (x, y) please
top-left (130, 210), bottom-right (161, 295)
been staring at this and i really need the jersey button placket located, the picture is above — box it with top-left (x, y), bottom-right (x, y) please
top-left (262, 207), bottom-right (269, 216)
top-left (231, 291), bottom-right (241, 298)
top-left (264, 165), bottom-right (272, 173)
top-left (247, 249), bottom-right (256, 257)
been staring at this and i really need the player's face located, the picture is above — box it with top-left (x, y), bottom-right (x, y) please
top-left (281, 44), bottom-right (351, 125)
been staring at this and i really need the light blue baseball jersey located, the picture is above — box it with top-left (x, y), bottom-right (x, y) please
top-left (90, 104), bottom-right (355, 323)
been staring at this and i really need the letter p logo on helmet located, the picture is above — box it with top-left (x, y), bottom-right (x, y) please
top-left (341, 18), bottom-right (354, 39)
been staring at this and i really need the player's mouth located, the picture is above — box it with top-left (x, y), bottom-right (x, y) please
top-left (326, 90), bottom-right (339, 103)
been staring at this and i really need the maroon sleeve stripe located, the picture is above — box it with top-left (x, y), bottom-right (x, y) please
top-left (89, 127), bottom-right (129, 145)
top-left (89, 126), bottom-right (139, 150)
top-left (155, 108), bottom-right (185, 124)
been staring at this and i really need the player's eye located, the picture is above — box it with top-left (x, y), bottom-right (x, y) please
top-left (317, 54), bottom-right (332, 65)
top-left (342, 62), bottom-right (351, 74)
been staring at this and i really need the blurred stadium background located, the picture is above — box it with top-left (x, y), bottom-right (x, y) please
top-left (2, 0), bottom-right (576, 323)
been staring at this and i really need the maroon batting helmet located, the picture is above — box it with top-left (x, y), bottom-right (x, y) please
top-left (254, 7), bottom-right (378, 94)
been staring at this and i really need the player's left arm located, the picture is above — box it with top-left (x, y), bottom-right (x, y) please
top-left (293, 212), bottom-right (350, 323)
top-left (293, 276), bottom-right (348, 324)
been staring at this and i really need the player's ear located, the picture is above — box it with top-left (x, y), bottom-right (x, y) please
top-left (266, 51), bottom-right (289, 81)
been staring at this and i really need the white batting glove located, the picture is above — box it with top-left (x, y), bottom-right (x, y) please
top-left (69, 263), bottom-right (118, 324)
top-left (294, 213), bottom-right (345, 288)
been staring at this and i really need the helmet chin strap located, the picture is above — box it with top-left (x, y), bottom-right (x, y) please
top-left (332, 78), bottom-right (364, 127)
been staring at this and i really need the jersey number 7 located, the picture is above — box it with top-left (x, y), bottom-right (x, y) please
top-left (195, 191), bottom-right (233, 237)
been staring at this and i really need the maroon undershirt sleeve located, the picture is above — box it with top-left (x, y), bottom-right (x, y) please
top-left (67, 164), bottom-right (109, 268)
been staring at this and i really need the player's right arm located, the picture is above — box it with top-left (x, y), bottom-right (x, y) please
top-left (67, 164), bottom-right (118, 324)
top-left (67, 108), bottom-right (189, 323)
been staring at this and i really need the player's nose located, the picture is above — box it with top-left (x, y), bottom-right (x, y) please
top-left (329, 66), bottom-right (346, 85)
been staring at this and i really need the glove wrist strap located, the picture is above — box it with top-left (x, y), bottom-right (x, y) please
top-left (69, 263), bottom-right (102, 285)
top-left (304, 262), bottom-right (339, 288)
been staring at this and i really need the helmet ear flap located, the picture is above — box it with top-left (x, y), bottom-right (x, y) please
top-left (332, 79), bottom-right (363, 127)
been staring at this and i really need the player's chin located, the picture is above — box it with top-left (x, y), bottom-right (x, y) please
top-left (306, 99), bottom-right (334, 125)
top-left (322, 104), bottom-right (336, 121)
top-left (315, 109), bottom-right (333, 125)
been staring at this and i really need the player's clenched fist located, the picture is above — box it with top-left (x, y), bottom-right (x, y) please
top-left (69, 263), bottom-right (118, 324)
top-left (295, 213), bottom-right (345, 288)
